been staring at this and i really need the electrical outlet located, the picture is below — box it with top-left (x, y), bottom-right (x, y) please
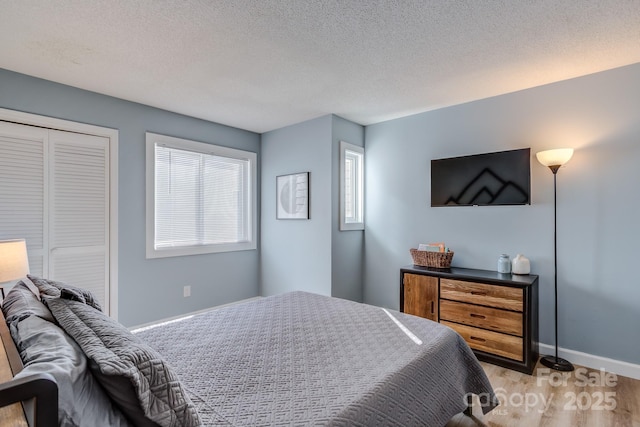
top-left (183, 285), bottom-right (191, 297)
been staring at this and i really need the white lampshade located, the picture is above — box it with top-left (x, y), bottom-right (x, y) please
top-left (0, 239), bottom-right (30, 283)
top-left (536, 148), bottom-right (574, 168)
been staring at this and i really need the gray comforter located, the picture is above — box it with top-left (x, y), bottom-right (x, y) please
top-left (134, 291), bottom-right (497, 426)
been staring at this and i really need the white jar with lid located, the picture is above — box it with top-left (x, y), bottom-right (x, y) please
top-left (497, 254), bottom-right (511, 273)
top-left (512, 254), bottom-right (531, 275)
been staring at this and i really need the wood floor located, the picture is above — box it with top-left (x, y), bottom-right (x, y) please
top-left (446, 361), bottom-right (640, 427)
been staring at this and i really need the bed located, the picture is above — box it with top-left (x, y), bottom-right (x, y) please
top-left (0, 276), bottom-right (498, 426)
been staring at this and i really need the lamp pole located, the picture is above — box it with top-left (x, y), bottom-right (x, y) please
top-left (539, 163), bottom-right (574, 371)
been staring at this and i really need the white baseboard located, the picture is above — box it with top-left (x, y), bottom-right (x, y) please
top-left (539, 343), bottom-right (640, 380)
top-left (129, 296), bottom-right (262, 332)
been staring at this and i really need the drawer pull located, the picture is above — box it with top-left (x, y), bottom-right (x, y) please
top-left (470, 336), bottom-right (486, 343)
top-left (470, 291), bottom-right (487, 296)
top-left (469, 313), bottom-right (486, 319)
top-left (431, 301), bottom-right (434, 314)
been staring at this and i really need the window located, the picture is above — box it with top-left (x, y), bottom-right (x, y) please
top-left (146, 133), bottom-right (256, 258)
top-left (340, 141), bottom-right (364, 231)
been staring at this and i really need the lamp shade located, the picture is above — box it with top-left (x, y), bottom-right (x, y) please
top-left (536, 149), bottom-right (574, 168)
top-left (0, 239), bottom-right (30, 283)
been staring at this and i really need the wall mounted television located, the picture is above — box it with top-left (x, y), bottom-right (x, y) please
top-left (431, 148), bottom-right (531, 207)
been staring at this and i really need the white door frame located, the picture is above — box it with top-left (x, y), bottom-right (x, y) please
top-left (0, 108), bottom-right (119, 319)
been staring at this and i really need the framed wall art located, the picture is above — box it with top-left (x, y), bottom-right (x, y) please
top-left (276, 172), bottom-right (310, 219)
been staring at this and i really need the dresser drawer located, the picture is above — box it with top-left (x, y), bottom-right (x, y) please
top-left (440, 278), bottom-right (523, 311)
top-left (442, 321), bottom-right (524, 361)
top-left (440, 299), bottom-right (523, 336)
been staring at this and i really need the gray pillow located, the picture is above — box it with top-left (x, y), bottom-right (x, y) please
top-left (10, 314), bottom-right (132, 427)
top-left (47, 297), bottom-right (201, 427)
top-left (28, 275), bottom-right (102, 311)
top-left (2, 281), bottom-right (54, 325)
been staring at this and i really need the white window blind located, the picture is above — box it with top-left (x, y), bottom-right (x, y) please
top-left (344, 154), bottom-right (356, 221)
top-left (340, 141), bottom-right (364, 231)
top-left (146, 133), bottom-right (257, 258)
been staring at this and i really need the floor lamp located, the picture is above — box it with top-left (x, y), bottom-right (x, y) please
top-left (536, 148), bottom-right (574, 372)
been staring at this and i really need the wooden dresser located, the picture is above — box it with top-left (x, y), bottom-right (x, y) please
top-left (400, 265), bottom-right (539, 374)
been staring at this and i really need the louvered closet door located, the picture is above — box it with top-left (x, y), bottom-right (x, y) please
top-left (0, 122), bottom-right (48, 276)
top-left (0, 122), bottom-right (110, 313)
top-left (49, 130), bottom-right (110, 312)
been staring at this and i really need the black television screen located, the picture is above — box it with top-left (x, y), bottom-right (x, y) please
top-left (431, 148), bottom-right (531, 207)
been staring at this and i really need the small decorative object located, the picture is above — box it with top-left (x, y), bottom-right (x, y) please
top-left (497, 254), bottom-right (511, 273)
top-left (276, 172), bottom-right (310, 219)
top-left (418, 242), bottom-right (445, 252)
top-left (410, 248), bottom-right (454, 269)
top-left (511, 254), bottom-right (530, 275)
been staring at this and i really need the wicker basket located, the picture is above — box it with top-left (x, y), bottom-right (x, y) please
top-left (410, 248), bottom-right (454, 268)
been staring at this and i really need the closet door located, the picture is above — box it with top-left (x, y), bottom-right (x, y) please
top-left (49, 130), bottom-right (110, 312)
top-left (0, 122), bottom-right (48, 276)
top-left (0, 122), bottom-right (111, 313)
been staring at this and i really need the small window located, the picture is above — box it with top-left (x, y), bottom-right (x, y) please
top-left (146, 133), bottom-right (256, 258)
top-left (340, 141), bottom-right (364, 231)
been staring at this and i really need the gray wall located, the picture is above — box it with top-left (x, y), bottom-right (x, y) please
top-left (364, 63), bottom-right (640, 365)
top-left (0, 68), bottom-right (261, 327)
top-left (261, 115), bottom-right (333, 296)
top-left (260, 114), bottom-right (364, 301)
top-left (331, 116), bottom-right (364, 302)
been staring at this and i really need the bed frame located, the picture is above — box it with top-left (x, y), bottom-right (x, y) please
top-left (0, 309), bottom-right (58, 427)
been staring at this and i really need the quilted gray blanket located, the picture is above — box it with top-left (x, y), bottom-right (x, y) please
top-left (134, 292), bottom-right (497, 426)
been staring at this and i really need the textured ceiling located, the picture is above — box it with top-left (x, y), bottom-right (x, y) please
top-left (1, 1), bottom-right (639, 133)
